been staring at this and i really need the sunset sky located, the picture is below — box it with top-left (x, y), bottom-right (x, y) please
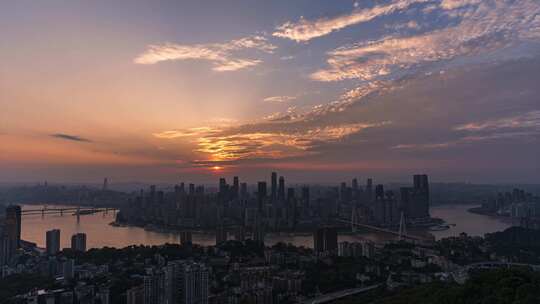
top-left (1, 0), bottom-right (539, 184)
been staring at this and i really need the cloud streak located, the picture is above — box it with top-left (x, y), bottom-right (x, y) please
top-left (273, 0), bottom-right (428, 42)
top-left (263, 95), bottom-right (297, 103)
top-left (135, 36), bottom-right (276, 71)
top-left (50, 133), bottom-right (92, 143)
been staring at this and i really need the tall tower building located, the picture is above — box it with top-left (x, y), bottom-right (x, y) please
top-left (366, 178), bottom-right (373, 204)
top-left (46, 229), bottom-right (61, 255)
top-left (287, 188), bottom-right (297, 229)
top-left (257, 182), bottom-right (267, 211)
top-left (301, 186), bottom-right (310, 209)
top-left (278, 176), bottom-right (285, 200)
top-left (412, 174), bottom-right (430, 218)
top-left (71, 233), bottom-right (87, 252)
top-left (5, 205), bottom-right (21, 248)
top-left (240, 183), bottom-right (247, 199)
top-left (352, 178), bottom-right (359, 199)
top-left (0, 223), bottom-right (15, 265)
top-left (375, 184), bottom-right (385, 202)
top-left (215, 225), bottom-right (227, 245)
top-left (271, 172), bottom-right (277, 201)
top-left (233, 176), bottom-right (239, 198)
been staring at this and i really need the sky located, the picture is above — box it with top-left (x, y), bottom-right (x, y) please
top-left (1, 0), bottom-right (539, 184)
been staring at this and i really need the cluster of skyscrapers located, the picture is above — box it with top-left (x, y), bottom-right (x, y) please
top-left (118, 173), bottom-right (432, 248)
top-left (126, 261), bottom-right (209, 304)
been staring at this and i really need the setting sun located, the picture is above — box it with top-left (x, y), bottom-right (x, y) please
top-left (211, 166), bottom-right (224, 171)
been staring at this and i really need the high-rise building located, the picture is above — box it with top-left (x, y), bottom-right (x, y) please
top-left (240, 183), bottom-right (248, 199)
top-left (166, 261), bottom-right (209, 304)
top-left (287, 188), bottom-right (297, 229)
top-left (278, 176), bottom-right (285, 200)
top-left (62, 259), bottom-right (75, 280)
top-left (144, 270), bottom-right (166, 304)
top-left (215, 225), bottom-right (227, 245)
top-left (0, 223), bottom-right (15, 265)
top-left (411, 174), bottom-right (430, 218)
top-left (399, 187), bottom-right (412, 218)
top-left (375, 184), bottom-right (384, 201)
top-left (233, 176), bottom-right (239, 198)
top-left (126, 285), bottom-right (144, 304)
top-left (366, 178), bottom-right (373, 203)
top-left (301, 186), bottom-right (310, 209)
top-left (180, 231), bottom-right (193, 245)
top-left (313, 227), bottom-right (338, 255)
top-left (219, 178), bottom-right (228, 200)
top-left (257, 182), bottom-right (267, 211)
top-left (71, 233), bottom-right (87, 252)
top-left (352, 178), bottom-right (359, 199)
top-left (46, 229), bottom-right (61, 255)
top-left (234, 226), bottom-right (246, 242)
top-left (271, 172), bottom-right (277, 201)
top-left (254, 214), bottom-right (266, 245)
top-left (5, 205), bottom-right (21, 248)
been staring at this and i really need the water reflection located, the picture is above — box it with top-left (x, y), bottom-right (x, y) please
top-left (21, 204), bottom-right (513, 249)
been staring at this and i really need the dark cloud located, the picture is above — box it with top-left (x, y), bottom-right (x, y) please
top-left (50, 133), bottom-right (92, 143)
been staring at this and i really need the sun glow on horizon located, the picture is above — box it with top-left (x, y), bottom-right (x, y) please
top-left (211, 166), bottom-right (224, 171)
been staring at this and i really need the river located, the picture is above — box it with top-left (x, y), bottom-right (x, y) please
top-left (20, 204), bottom-right (513, 250)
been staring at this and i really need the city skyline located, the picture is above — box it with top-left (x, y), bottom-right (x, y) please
top-left (2, 0), bottom-right (540, 184)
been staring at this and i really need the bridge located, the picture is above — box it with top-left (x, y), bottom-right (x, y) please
top-left (302, 284), bottom-right (381, 304)
top-left (21, 206), bottom-right (117, 217)
top-left (337, 218), bottom-right (425, 241)
top-left (465, 261), bottom-right (540, 271)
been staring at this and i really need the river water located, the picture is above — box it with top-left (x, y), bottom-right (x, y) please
top-left (20, 204), bottom-right (513, 250)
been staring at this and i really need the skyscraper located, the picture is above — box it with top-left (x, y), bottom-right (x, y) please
top-left (215, 225), bottom-right (227, 245)
top-left (278, 176), bottom-right (285, 200)
top-left (180, 231), bottom-right (193, 245)
top-left (5, 205), bottom-right (21, 248)
top-left (240, 182), bottom-right (247, 199)
top-left (271, 172), bottom-right (277, 201)
top-left (46, 229), bottom-right (61, 255)
top-left (257, 181), bottom-right (267, 211)
top-left (313, 227), bottom-right (338, 255)
top-left (412, 174), bottom-right (430, 218)
top-left (352, 178), bottom-right (359, 199)
top-left (233, 176), bottom-right (239, 198)
top-left (71, 233), bottom-right (87, 252)
top-left (0, 223), bottom-right (14, 265)
top-left (366, 178), bottom-right (373, 204)
top-left (287, 188), bottom-right (297, 229)
top-left (375, 184), bottom-right (384, 202)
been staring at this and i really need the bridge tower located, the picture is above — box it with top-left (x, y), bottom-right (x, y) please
top-left (76, 206), bottom-right (81, 223)
top-left (398, 211), bottom-right (407, 241)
